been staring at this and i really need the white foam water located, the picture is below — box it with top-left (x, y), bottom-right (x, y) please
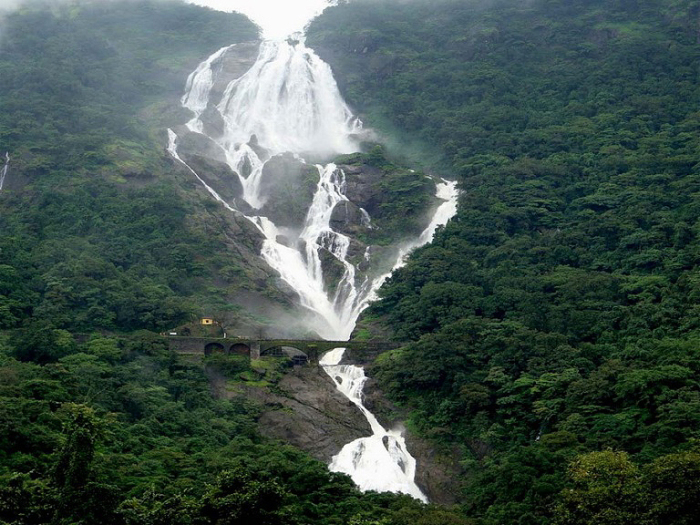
top-left (182, 38), bottom-right (360, 209)
top-left (320, 348), bottom-right (428, 502)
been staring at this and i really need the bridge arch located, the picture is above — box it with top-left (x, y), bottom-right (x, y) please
top-left (204, 342), bottom-right (225, 355)
top-left (261, 346), bottom-right (285, 358)
top-left (261, 345), bottom-right (308, 365)
top-left (167, 335), bottom-right (401, 364)
top-left (228, 343), bottom-right (251, 356)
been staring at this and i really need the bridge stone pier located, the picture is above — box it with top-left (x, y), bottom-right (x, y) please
top-left (166, 336), bottom-right (400, 365)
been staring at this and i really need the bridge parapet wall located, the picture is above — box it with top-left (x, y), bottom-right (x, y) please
top-left (166, 336), bottom-right (402, 365)
top-left (341, 342), bottom-right (400, 365)
top-left (168, 337), bottom-right (211, 354)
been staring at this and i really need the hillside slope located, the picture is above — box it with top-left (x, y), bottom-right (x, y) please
top-left (0, 0), bottom-right (307, 337)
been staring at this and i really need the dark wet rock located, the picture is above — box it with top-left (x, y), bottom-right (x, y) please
top-left (181, 153), bottom-right (243, 203)
top-left (339, 163), bottom-right (385, 214)
top-left (345, 238), bottom-right (367, 266)
top-left (247, 133), bottom-right (268, 160)
top-left (200, 105), bottom-right (226, 137)
top-left (330, 200), bottom-right (369, 235)
top-left (318, 246), bottom-right (346, 295)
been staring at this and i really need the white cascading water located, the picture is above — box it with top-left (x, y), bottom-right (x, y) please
top-left (253, 162), bottom-right (370, 339)
top-left (0, 153), bottom-right (9, 191)
top-left (321, 348), bottom-right (427, 502)
top-left (182, 45), bottom-right (230, 135)
top-left (181, 39), bottom-right (360, 209)
top-left (172, 0), bottom-right (459, 501)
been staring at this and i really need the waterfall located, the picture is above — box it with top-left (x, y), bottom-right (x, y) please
top-left (317, 181), bottom-right (457, 502)
top-left (171, 1), bottom-right (459, 501)
top-left (321, 348), bottom-right (428, 502)
top-left (0, 153), bottom-right (9, 191)
top-left (182, 38), bottom-right (360, 209)
top-left (257, 163), bottom-right (358, 339)
top-left (182, 45), bottom-right (232, 134)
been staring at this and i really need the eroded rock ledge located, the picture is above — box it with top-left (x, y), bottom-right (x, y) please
top-left (213, 365), bottom-right (370, 463)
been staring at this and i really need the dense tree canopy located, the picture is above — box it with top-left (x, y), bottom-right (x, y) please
top-left (0, 0), bottom-right (293, 336)
top-left (309, 0), bottom-right (700, 522)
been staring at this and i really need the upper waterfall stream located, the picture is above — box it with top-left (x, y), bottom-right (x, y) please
top-left (172, 1), bottom-right (458, 501)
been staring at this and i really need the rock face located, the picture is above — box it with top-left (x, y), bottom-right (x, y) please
top-left (218, 366), bottom-right (372, 463)
top-left (404, 429), bottom-right (463, 506)
top-left (329, 200), bottom-right (366, 235)
top-left (258, 154), bottom-right (319, 229)
top-left (175, 129), bottom-right (228, 163)
top-left (183, 154), bottom-right (244, 204)
top-left (361, 375), bottom-right (463, 505)
top-left (339, 163), bottom-right (385, 216)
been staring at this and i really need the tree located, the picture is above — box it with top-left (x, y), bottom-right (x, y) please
top-left (199, 468), bottom-right (293, 525)
top-left (553, 450), bottom-right (645, 525)
top-left (644, 446), bottom-right (700, 525)
top-left (51, 404), bottom-right (121, 525)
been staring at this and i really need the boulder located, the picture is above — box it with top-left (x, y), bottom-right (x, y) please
top-left (330, 200), bottom-right (369, 235)
top-left (258, 154), bottom-right (319, 228)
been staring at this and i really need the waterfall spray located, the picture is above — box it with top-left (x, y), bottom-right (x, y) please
top-left (169, 7), bottom-right (458, 500)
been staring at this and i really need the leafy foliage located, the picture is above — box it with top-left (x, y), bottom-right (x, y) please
top-left (335, 146), bottom-right (436, 244)
top-left (0, 332), bottom-right (468, 524)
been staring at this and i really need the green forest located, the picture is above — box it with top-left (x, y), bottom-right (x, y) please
top-left (1, 0), bottom-right (699, 523)
top-left (0, 0), bottom-right (296, 338)
top-left (309, 0), bottom-right (700, 523)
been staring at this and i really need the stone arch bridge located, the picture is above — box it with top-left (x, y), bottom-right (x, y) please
top-left (166, 336), bottom-right (401, 365)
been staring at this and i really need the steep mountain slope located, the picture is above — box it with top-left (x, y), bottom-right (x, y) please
top-left (0, 0), bottom-right (305, 336)
top-left (309, 0), bottom-right (700, 523)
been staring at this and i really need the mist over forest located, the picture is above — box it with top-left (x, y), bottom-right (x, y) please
top-left (1, 0), bottom-right (699, 524)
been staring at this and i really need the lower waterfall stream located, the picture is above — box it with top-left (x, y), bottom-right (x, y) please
top-left (173, 0), bottom-right (459, 501)
top-left (321, 348), bottom-right (427, 502)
